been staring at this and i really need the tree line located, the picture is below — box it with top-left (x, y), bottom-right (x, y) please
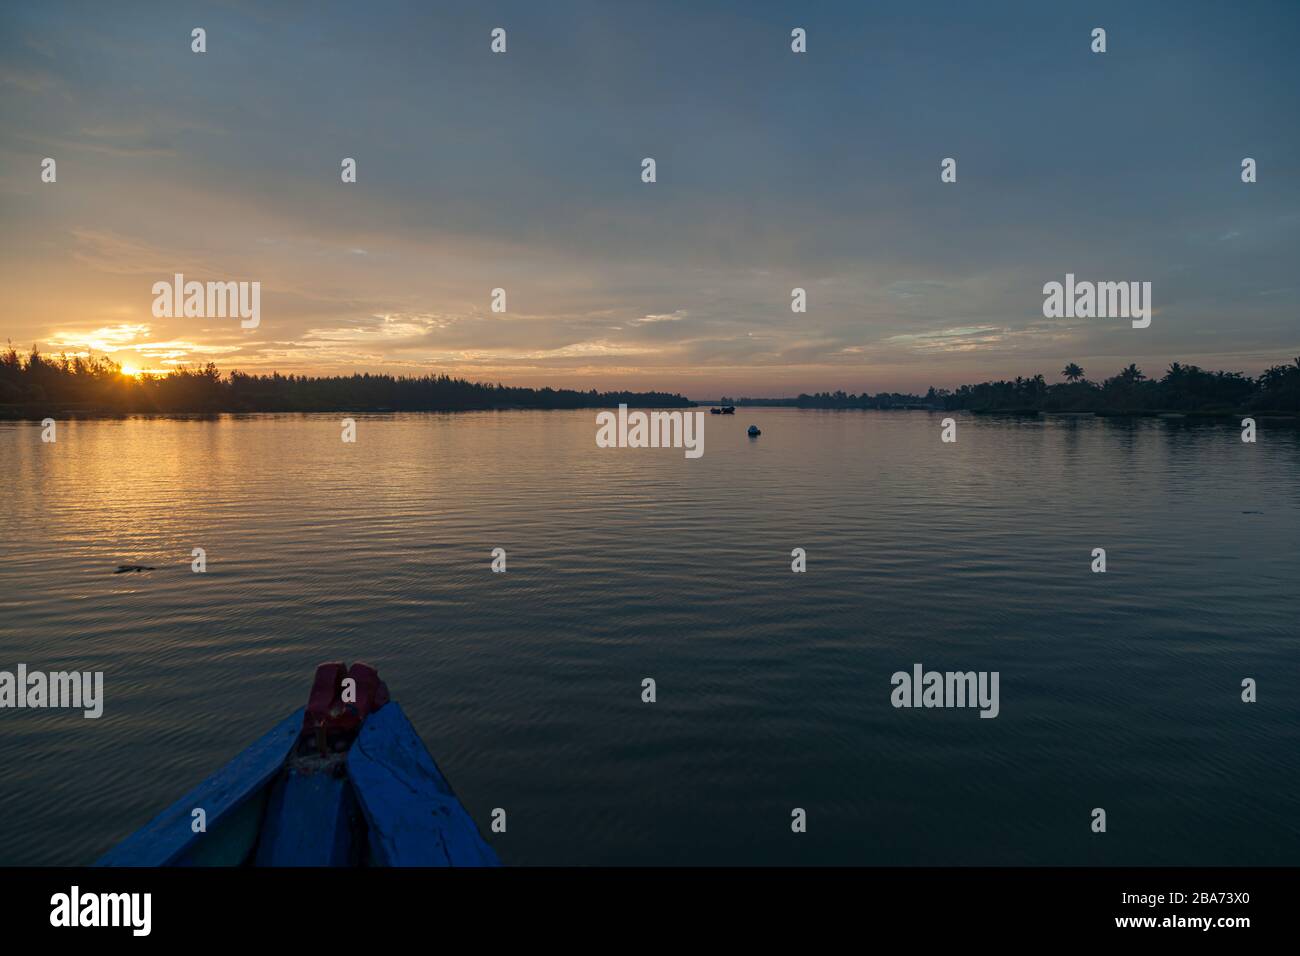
top-left (773, 359), bottom-right (1300, 414)
top-left (0, 346), bottom-right (693, 414)
top-left (4, 345), bottom-right (1298, 415)
top-left (928, 360), bottom-right (1300, 413)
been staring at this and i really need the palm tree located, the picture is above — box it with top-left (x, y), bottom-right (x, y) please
top-left (1119, 363), bottom-right (1145, 385)
top-left (1061, 363), bottom-right (1084, 383)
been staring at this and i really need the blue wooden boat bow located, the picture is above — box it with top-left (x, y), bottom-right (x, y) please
top-left (97, 664), bottom-right (499, 867)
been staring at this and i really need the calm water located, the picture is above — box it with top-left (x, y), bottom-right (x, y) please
top-left (0, 410), bottom-right (1297, 866)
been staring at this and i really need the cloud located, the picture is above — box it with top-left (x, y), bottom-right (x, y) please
top-left (301, 313), bottom-right (457, 343)
top-left (49, 324), bottom-right (152, 352)
top-left (632, 310), bottom-right (689, 324)
top-left (69, 230), bottom-right (193, 276)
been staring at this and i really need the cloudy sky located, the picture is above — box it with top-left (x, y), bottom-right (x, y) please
top-left (1, 0), bottom-right (1297, 397)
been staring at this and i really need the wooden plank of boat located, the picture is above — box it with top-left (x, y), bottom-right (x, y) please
top-left (346, 702), bottom-right (499, 867)
top-left (96, 708), bottom-right (305, 867)
top-left (254, 765), bottom-right (359, 866)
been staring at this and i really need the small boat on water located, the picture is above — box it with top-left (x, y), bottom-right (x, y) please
top-left (721, 405), bottom-right (736, 414)
top-left (97, 662), bottom-right (498, 867)
top-left (710, 407), bottom-right (722, 414)
top-left (747, 425), bottom-right (761, 436)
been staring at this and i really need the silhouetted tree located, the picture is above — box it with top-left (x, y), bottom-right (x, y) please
top-left (0, 347), bottom-right (693, 415)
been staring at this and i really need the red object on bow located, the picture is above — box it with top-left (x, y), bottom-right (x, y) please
top-left (300, 661), bottom-right (389, 755)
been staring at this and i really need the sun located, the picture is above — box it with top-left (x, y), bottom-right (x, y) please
top-left (119, 363), bottom-right (141, 377)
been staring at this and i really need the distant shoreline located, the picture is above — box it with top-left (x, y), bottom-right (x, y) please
top-left (0, 401), bottom-right (695, 421)
top-left (3, 404), bottom-right (1296, 423)
top-left (4, 347), bottom-right (1298, 420)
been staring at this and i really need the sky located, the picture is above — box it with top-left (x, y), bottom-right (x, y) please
top-left (1, 0), bottom-right (1297, 398)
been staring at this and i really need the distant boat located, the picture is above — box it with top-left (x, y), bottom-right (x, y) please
top-left (114, 565), bottom-right (155, 573)
top-left (710, 407), bottom-right (722, 414)
top-left (97, 663), bottom-right (498, 867)
top-left (721, 405), bottom-right (736, 414)
top-left (747, 425), bottom-right (761, 436)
